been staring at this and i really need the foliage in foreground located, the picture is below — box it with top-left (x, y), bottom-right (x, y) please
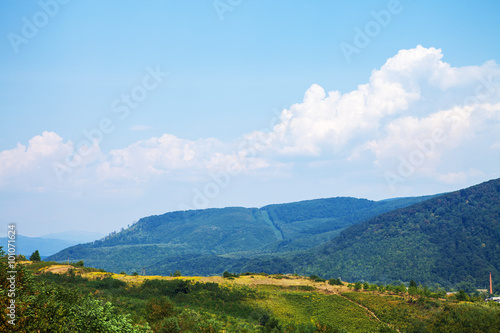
top-left (0, 261), bottom-right (150, 332)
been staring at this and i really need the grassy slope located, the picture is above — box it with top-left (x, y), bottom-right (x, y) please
top-left (28, 262), bottom-right (500, 332)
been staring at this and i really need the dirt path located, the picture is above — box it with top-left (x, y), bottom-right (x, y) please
top-left (337, 294), bottom-right (400, 333)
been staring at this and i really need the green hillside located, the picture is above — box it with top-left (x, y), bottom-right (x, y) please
top-left (301, 178), bottom-right (500, 288)
top-left (5, 260), bottom-right (500, 333)
top-left (46, 195), bottom-right (433, 274)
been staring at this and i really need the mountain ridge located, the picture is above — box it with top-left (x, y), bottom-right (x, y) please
top-left (295, 178), bottom-right (500, 287)
top-left (46, 194), bottom-right (436, 274)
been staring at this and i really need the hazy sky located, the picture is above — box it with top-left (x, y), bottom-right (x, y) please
top-left (1, 0), bottom-right (500, 237)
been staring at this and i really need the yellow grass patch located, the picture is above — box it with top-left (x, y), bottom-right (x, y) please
top-left (39, 264), bottom-right (74, 274)
top-left (35, 264), bottom-right (351, 295)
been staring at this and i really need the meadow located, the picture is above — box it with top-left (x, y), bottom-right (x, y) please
top-left (2, 260), bottom-right (500, 332)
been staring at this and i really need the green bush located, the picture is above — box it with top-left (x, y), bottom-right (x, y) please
top-left (146, 296), bottom-right (175, 322)
top-left (328, 278), bottom-right (343, 286)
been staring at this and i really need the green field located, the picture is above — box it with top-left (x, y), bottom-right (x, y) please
top-left (2, 260), bottom-right (500, 332)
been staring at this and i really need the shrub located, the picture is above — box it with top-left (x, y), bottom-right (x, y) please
top-left (328, 278), bottom-right (343, 286)
top-left (223, 271), bottom-right (239, 278)
top-left (146, 296), bottom-right (175, 322)
top-left (89, 277), bottom-right (126, 289)
top-left (309, 275), bottom-right (326, 283)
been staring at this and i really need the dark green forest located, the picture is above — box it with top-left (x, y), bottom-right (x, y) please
top-left (298, 178), bottom-right (500, 288)
top-left (46, 195), bottom-right (433, 275)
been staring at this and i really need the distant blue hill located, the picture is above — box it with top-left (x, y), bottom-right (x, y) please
top-left (0, 231), bottom-right (105, 257)
top-left (39, 230), bottom-right (105, 244)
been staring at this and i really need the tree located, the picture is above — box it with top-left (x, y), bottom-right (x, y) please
top-left (409, 279), bottom-right (419, 295)
top-left (29, 250), bottom-right (41, 261)
top-left (173, 270), bottom-right (182, 277)
top-left (456, 290), bottom-right (469, 301)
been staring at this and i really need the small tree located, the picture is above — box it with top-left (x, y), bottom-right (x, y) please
top-left (173, 270), bottom-right (181, 277)
top-left (29, 250), bottom-right (41, 261)
top-left (456, 290), bottom-right (469, 302)
top-left (408, 280), bottom-right (418, 295)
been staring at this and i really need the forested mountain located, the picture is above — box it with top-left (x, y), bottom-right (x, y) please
top-left (298, 178), bottom-right (500, 288)
top-left (46, 178), bottom-right (500, 288)
top-left (46, 195), bottom-right (433, 274)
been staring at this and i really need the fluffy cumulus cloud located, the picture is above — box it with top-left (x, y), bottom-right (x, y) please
top-left (251, 45), bottom-right (500, 186)
top-left (0, 131), bottom-right (104, 191)
top-left (1, 46), bottom-right (499, 195)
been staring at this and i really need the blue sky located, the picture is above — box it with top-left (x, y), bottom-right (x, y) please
top-left (1, 0), bottom-right (500, 237)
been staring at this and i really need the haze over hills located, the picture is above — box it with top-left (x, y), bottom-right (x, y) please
top-left (39, 230), bottom-right (106, 244)
top-left (0, 235), bottom-right (75, 258)
top-left (46, 195), bottom-right (434, 274)
top-left (0, 231), bottom-right (104, 257)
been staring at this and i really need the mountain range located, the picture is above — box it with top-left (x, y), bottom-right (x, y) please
top-left (47, 178), bottom-right (500, 288)
top-left (46, 195), bottom-right (434, 274)
top-left (0, 231), bottom-right (105, 257)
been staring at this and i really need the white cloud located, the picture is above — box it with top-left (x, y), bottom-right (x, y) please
top-left (96, 133), bottom-right (273, 183)
top-left (244, 45), bottom-right (500, 186)
top-left (1, 46), bottom-right (499, 195)
top-left (0, 132), bottom-right (71, 189)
